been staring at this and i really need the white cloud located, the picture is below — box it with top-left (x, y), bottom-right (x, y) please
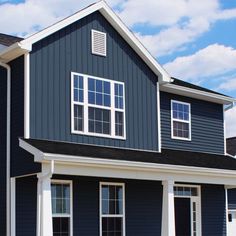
top-left (218, 78), bottom-right (236, 92)
top-left (163, 44), bottom-right (236, 81)
top-left (226, 106), bottom-right (236, 138)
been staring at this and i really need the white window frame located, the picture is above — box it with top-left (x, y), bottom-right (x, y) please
top-left (51, 179), bottom-right (73, 236)
top-left (171, 99), bottom-right (191, 141)
top-left (71, 72), bottom-right (126, 139)
top-left (99, 182), bottom-right (126, 236)
top-left (91, 29), bottom-right (107, 57)
top-left (174, 184), bottom-right (201, 236)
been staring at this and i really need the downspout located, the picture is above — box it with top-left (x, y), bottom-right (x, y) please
top-left (0, 61), bottom-right (11, 236)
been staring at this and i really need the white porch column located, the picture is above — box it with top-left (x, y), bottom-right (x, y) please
top-left (161, 180), bottom-right (176, 236)
top-left (37, 174), bottom-right (53, 236)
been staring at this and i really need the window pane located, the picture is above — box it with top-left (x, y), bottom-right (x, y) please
top-left (88, 107), bottom-right (111, 135)
top-left (173, 121), bottom-right (190, 139)
top-left (74, 105), bottom-right (83, 131)
top-left (74, 75), bottom-right (84, 102)
top-left (115, 83), bottom-right (124, 109)
top-left (115, 112), bottom-right (124, 137)
top-left (53, 217), bottom-right (70, 236)
top-left (102, 217), bottom-right (122, 236)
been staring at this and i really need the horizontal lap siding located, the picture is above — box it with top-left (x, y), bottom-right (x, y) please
top-left (30, 11), bottom-right (159, 151)
top-left (10, 57), bottom-right (41, 177)
top-left (201, 184), bottom-right (226, 236)
top-left (53, 175), bottom-right (163, 236)
top-left (161, 92), bottom-right (224, 154)
top-left (16, 176), bottom-right (37, 236)
top-left (228, 189), bottom-right (236, 209)
top-left (0, 67), bottom-right (7, 235)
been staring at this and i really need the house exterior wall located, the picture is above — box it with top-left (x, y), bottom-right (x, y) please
top-left (29, 11), bottom-right (159, 152)
top-left (228, 189), bottom-right (236, 210)
top-left (16, 176), bottom-right (37, 236)
top-left (160, 91), bottom-right (225, 154)
top-left (9, 56), bottom-right (41, 177)
top-left (201, 184), bottom-right (227, 236)
top-left (0, 66), bottom-right (7, 236)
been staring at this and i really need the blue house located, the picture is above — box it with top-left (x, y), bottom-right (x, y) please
top-left (1, 1), bottom-right (236, 236)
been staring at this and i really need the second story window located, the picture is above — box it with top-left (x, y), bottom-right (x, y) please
top-left (71, 72), bottom-right (126, 139)
top-left (171, 100), bottom-right (191, 141)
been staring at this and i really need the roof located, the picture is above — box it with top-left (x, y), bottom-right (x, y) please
top-left (172, 77), bottom-right (230, 97)
top-left (0, 1), bottom-right (171, 83)
top-left (227, 137), bottom-right (236, 156)
top-left (0, 33), bottom-right (23, 46)
top-left (20, 138), bottom-right (236, 171)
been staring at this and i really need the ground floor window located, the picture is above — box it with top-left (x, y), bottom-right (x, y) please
top-left (51, 180), bottom-right (72, 236)
top-left (174, 185), bottom-right (201, 236)
top-left (100, 182), bottom-right (125, 236)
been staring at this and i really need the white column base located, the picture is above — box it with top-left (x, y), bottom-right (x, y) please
top-left (161, 180), bottom-right (176, 236)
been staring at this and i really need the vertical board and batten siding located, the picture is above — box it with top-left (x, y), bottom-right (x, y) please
top-left (228, 189), bottom-right (236, 210)
top-left (9, 56), bottom-right (41, 177)
top-left (160, 91), bottom-right (225, 154)
top-left (201, 184), bottom-right (227, 236)
top-left (30, 11), bottom-right (159, 151)
top-left (16, 176), bottom-right (37, 236)
top-left (0, 67), bottom-right (7, 235)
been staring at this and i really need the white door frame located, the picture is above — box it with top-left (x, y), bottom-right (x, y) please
top-left (174, 184), bottom-right (202, 236)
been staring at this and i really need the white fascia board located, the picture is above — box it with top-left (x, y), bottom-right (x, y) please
top-left (161, 83), bottom-right (236, 105)
top-left (3, 1), bottom-right (170, 83)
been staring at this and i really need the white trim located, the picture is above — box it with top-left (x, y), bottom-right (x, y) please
top-left (24, 53), bottom-right (30, 138)
top-left (161, 83), bottom-right (236, 105)
top-left (10, 178), bottom-right (16, 236)
top-left (0, 1), bottom-right (171, 83)
top-left (157, 82), bottom-right (161, 152)
top-left (91, 29), bottom-right (107, 57)
top-left (174, 184), bottom-right (202, 236)
top-left (171, 100), bottom-right (191, 141)
top-left (51, 180), bottom-right (73, 236)
top-left (223, 105), bottom-right (227, 155)
top-left (99, 182), bottom-right (125, 236)
top-left (0, 61), bottom-right (11, 236)
top-left (71, 72), bottom-right (126, 139)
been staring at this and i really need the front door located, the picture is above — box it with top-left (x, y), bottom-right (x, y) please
top-left (175, 198), bottom-right (191, 236)
top-left (228, 211), bottom-right (236, 236)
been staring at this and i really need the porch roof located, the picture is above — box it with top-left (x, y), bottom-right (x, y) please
top-left (20, 138), bottom-right (236, 171)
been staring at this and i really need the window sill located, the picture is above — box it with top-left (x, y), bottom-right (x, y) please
top-left (171, 136), bottom-right (192, 141)
top-left (71, 130), bottom-right (126, 140)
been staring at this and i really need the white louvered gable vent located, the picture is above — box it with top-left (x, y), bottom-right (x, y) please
top-left (91, 29), bottom-right (107, 56)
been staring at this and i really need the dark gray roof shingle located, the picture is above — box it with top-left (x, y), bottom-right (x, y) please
top-left (21, 138), bottom-right (236, 171)
top-left (0, 33), bottom-right (23, 47)
top-left (227, 137), bottom-right (236, 156)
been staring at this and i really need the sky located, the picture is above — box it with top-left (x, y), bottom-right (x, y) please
top-left (0, 0), bottom-right (236, 137)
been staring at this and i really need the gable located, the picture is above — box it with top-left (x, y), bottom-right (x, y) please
top-left (29, 11), bottom-right (160, 151)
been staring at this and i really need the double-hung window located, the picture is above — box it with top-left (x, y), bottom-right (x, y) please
top-left (100, 183), bottom-right (125, 236)
top-left (71, 72), bottom-right (126, 139)
top-left (51, 181), bottom-right (72, 236)
top-left (171, 100), bottom-right (191, 140)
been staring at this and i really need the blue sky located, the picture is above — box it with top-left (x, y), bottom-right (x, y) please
top-left (0, 0), bottom-right (236, 137)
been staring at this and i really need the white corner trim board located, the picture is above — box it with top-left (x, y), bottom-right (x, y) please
top-left (0, 1), bottom-right (171, 83)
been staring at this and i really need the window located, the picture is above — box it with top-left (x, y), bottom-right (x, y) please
top-left (100, 183), bottom-right (125, 236)
top-left (51, 181), bottom-right (72, 236)
top-left (71, 72), bottom-right (126, 139)
top-left (171, 100), bottom-right (191, 140)
top-left (91, 29), bottom-right (107, 56)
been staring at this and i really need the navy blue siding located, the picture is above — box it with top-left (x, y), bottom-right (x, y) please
top-left (161, 92), bottom-right (224, 154)
top-left (30, 11), bottom-right (159, 151)
top-left (9, 56), bottom-right (41, 177)
top-left (16, 176), bottom-right (37, 236)
top-left (54, 176), bottom-right (163, 236)
top-left (201, 184), bottom-right (226, 236)
top-left (228, 189), bottom-right (236, 209)
top-left (0, 66), bottom-right (7, 235)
